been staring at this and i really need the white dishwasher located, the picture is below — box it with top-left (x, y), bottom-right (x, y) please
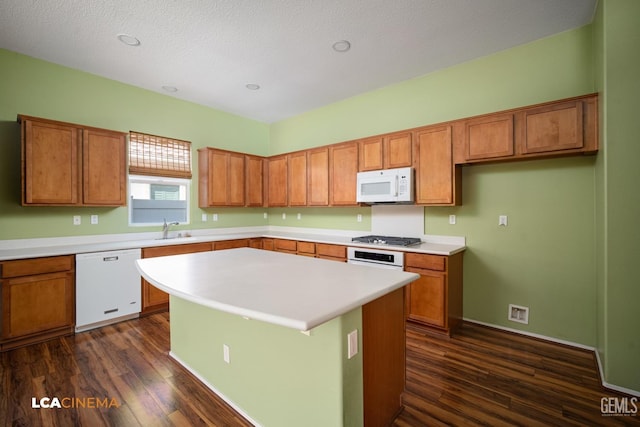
top-left (75, 248), bottom-right (142, 332)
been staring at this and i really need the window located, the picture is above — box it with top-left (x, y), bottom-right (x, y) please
top-left (128, 131), bottom-right (192, 226)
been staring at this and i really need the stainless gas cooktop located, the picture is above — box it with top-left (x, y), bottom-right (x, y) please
top-left (351, 235), bottom-right (422, 247)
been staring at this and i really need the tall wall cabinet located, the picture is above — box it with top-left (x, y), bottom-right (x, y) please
top-left (19, 115), bottom-right (127, 206)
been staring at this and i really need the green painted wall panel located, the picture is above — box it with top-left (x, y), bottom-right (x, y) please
top-left (170, 296), bottom-right (363, 426)
top-left (598, 0), bottom-right (640, 392)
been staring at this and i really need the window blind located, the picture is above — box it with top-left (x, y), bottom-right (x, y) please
top-left (129, 131), bottom-right (192, 178)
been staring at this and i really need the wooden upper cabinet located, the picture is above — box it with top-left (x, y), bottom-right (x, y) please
top-left (359, 132), bottom-right (412, 171)
top-left (288, 151), bottom-right (307, 206)
top-left (83, 128), bottom-right (127, 205)
top-left (20, 115), bottom-right (126, 206)
top-left (267, 155), bottom-right (288, 207)
top-left (455, 94), bottom-right (598, 164)
top-left (384, 132), bottom-right (413, 169)
top-left (520, 99), bottom-right (585, 155)
top-left (359, 136), bottom-right (384, 171)
top-left (307, 147), bottom-right (329, 206)
top-left (198, 148), bottom-right (246, 207)
top-left (245, 154), bottom-right (265, 207)
top-left (414, 125), bottom-right (460, 206)
top-left (329, 141), bottom-right (359, 206)
top-left (463, 113), bottom-right (515, 162)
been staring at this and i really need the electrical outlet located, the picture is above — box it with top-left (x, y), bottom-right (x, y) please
top-left (499, 215), bottom-right (508, 226)
top-left (282, 213), bottom-right (286, 220)
top-left (347, 330), bottom-right (358, 359)
top-left (90, 215), bottom-right (98, 225)
top-left (263, 212), bottom-right (268, 219)
top-left (73, 215), bottom-right (81, 225)
top-left (357, 214), bottom-right (362, 223)
top-left (508, 304), bottom-right (529, 324)
top-left (297, 213), bottom-right (301, 220)
top-left (202, 213), bottom-right (207, 222)
top-left (213, 213), bottom-right (218, 221)
top-left (449, 214), bottom-right (456, 225)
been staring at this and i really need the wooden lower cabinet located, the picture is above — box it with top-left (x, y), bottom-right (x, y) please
top-left (274, 238), bottom-right (297, 254)
top-left (0, 255), bottom-right (75, 351)
top-left (316, 243), bottom-right (346, 262)
top-left (141, 243), bottom-right (213, 315)
top-left (404, 251), bottom-right (463, 336)
top-left (213, 239), bottom-right (250, 250)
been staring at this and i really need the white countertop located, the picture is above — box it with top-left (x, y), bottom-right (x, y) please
top-left (0, 227), bottom-right (465, 261)
top-left (136, 247), bottom-right (420, 331)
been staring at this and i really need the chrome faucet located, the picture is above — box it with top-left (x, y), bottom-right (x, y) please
top-left (162, 219), bottom-right (180, 239)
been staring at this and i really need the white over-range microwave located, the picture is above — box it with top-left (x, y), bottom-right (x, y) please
top-left (356, 167), bottom-right (414, 204)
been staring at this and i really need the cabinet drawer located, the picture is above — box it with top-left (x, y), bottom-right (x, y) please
top-left (213, 239), bottom-right (249, 250)
top-left (405, 253), bottom-right (446, 271)
top-left (316, 243), bottom-right (346, 259)
top-left (297, 241), bottom-right (316, 255)
top-left (142, 242), bottom-right (212, 258)
top-left (274, 239), bottom-right (297, 252)
top-left (1, 255), bottom-right (74, 278)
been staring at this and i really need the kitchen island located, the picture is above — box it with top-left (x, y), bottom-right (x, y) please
top-left (136, 248), bottom-right (419, 427)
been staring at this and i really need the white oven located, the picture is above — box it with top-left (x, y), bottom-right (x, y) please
top-left (347, 247), bottom-right (404, 270)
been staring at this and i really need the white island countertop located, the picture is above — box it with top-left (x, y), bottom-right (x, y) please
top-left (136, 247), bottom-right (419, 331)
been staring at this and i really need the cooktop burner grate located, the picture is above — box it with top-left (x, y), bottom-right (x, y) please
top-left (351, 235), bottom-right (422, 247)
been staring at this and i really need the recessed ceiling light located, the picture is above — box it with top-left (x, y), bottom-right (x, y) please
top-left (117, 33), bottom-right (141, 47)
top-left (246, 84), bottom-right (260, 90)
top-left (332, 40), bottom-right (351, 53)
top-left (161, 86), bottom-right (178, 93)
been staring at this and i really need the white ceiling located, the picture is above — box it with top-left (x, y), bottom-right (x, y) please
top-left (0, 0), bottom-right (597, 123)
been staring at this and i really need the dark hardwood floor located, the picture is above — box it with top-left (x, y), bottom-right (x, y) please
top-left (1, 314), bottom-right (637, 426)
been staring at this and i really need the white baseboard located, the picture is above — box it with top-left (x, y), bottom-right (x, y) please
top-left (463, 318), bottom-right (640, 397)
top-left (169, 351), bottom-right (260, 426)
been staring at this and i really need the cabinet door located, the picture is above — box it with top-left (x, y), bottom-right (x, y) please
top-left (358, 136), bottom-right (383, 171)
top-left (415, 126), bottom-right (459, 205)
top-left (384, 132), bottom-right (412, 169)
top-left (308, 147), bottom-right (329, 206)
top-left (246, 155), bottom-right (265, 207)
top-left (267, 155), bottom-right (288, 206)
top-left (22, 119), bottom-right (80, 205)
top-left (228, 152), bottom-right (246, 206)
top-left (329, 142), bottom-right (358, 206)
top-left (2, 271), bottom-right (74, 339)
top-left (213, 239), bottom-right (249, 250)
top-left (521, 100), bottom-right (584, 154)
top-left (288, 151), bottom-right (307, 206)
top-left (83, 128), bottom-right (126, 205)
top-left (405, 267), bottom-right (446, 328)
top-left (205, 149), bottom-right (228, 206)
top-left (464, 113), bottom-right (514, 161)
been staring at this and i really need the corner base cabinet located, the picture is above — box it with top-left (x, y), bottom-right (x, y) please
top-left (405, 251), bottom-right (464, 336)
top-left (0, 255), bottom-right (75, 351)
top-left (141, 243), bottom-right (213, 315)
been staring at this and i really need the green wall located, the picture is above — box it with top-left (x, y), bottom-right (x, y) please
top-left (595, 0), bottom-right (640, 392)
top-left (170, 296), bottom-right (363, 426)
top-left (0, 49), bottom-right (270, 240)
